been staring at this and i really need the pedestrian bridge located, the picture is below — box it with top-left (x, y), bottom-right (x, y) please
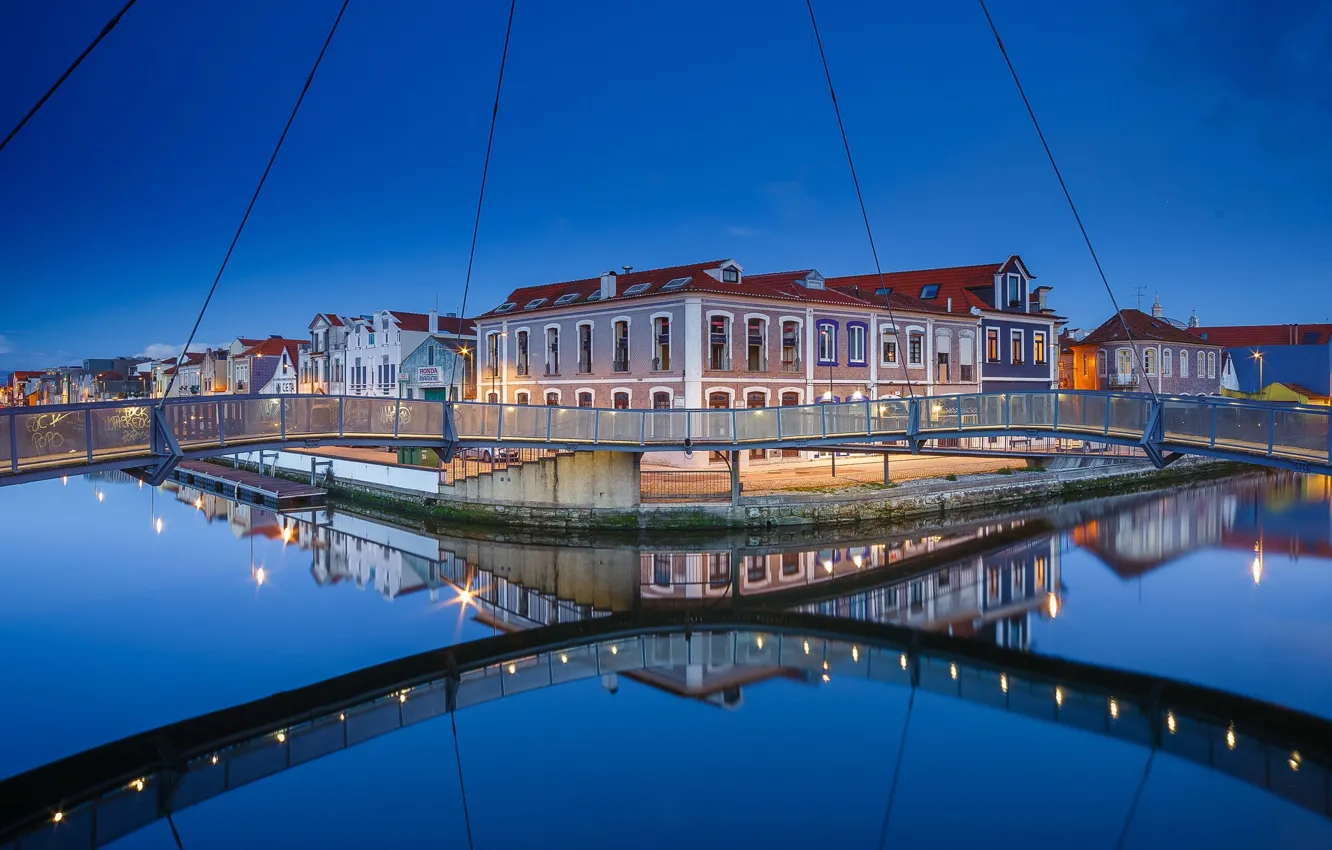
top-left (2, 390), bottom-right (1329, 485)
top-left (3, 610), bottom-right (1329, 849)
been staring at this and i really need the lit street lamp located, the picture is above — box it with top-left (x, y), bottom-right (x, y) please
top-left (1251, 349), bottom-right (1264, 399)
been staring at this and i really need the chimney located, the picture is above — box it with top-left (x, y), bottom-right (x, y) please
top-left (946, 297), bottom-right (952, 313)
top-left (429, 308), bottom-right (439, 334)
top-left (600, 270), bottom-right (618, 300)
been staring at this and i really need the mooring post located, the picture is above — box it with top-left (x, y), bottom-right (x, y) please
top-left (883, 452), bottom-right (891, 485)
top-left (729, 450), bottom-right (741, 506)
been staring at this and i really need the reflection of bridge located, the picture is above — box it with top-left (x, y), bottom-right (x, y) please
top-left (4, 610), bottom-right (1329, 849)
top-left (2, 390), bottom-right (1330, 486)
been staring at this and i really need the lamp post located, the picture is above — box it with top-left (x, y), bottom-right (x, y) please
top-left (1251, 349), bottom-right (1263, 399)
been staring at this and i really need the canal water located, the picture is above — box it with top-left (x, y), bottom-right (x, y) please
top-left (2, 472), bottom-right (1331, 848)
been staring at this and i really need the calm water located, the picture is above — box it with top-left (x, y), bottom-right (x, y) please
top-left (3, 472), bottom-right (1332, 848)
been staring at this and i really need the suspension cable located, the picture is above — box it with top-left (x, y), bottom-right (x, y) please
top-left (449, 707), bottom-right (476, 850)
top-left (805, 0), bottom-right (917, 400)
top-left (977, 0), bottom-right (1158, 400)
top-left (0, 0), bottom-right (138, 155)
top-left (1115, 748), bottom-right (1156, 849)
top-left (446, 0), bottom-right (517, 401)
top-left (876, 685), bottom-right (917, 849)
top-left (159, 0), bottom-right (351, 404)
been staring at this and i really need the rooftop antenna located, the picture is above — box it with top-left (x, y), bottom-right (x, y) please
top-left (1127, 285), bottom-right (1147, 311)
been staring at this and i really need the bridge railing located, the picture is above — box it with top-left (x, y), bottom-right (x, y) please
top-left (2, 391), bottom-right (1329, 480)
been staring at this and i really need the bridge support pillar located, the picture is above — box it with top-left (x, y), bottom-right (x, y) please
top-left (729, 451), bottom-right (741, 506)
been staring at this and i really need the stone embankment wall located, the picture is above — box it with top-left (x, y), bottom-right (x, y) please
top-left (224, 448), bottom-right (1245, 531)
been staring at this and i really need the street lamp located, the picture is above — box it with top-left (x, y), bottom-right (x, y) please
top-left (1250, 349), bottom-right (1264, 399)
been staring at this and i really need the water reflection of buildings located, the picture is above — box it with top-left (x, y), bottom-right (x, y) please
top-left (1072, 474), bottom-right (1332, 580)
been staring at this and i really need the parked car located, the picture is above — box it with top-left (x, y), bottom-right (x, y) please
top-left (457, 446), bottom-right (520, 463)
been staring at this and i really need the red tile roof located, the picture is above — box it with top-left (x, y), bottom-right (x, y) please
top-left (388, 311), bottom-right (475, 336)
top-left (1187, 324), bottom-right (1332, 347)
top-left (1279, 383), bottom-right (1330, 401)
top-left (239, 338), bottom-right (303, 360)
top-left (1077, 310), bottom-right (1216, 346)
top-left (827, 259), bottom-right (1028, 313)
top-left (476, 260), bottom-right (952, 319)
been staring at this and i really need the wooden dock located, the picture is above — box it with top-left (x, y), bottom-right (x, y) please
top-left (171, 460), bottom-right (326, 509)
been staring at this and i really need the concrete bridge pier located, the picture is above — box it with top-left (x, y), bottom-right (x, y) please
top-left (438, 450), bottom-right (643, 519)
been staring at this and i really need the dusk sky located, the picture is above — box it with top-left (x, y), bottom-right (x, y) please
top-left (2, 0), bottom-right (1329, 371)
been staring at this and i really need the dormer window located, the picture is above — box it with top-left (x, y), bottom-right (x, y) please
top-left (623, 282), bottom-right (651, 296)
top-left (1006, 274), bottom-right (1021, 308)
top-left (553, 293), bottom-right (581, 306)
top-left (523, 298), bottom-right (547, 310)
top-left (920, 284), bottom-right (940, 299)
top-left (722, 266), bottom-right (740, 283)
top-left (495, 302), bottom-right (516, 314)
top-left (585, 290), bottom-right (604, 302)
top-left (663, 276), bottom-right (691, 291)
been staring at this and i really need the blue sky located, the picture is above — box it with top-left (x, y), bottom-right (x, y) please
top-left (2, 0), bottom-right (1329, 370)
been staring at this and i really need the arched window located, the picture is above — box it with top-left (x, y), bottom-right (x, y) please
top-left (652, 391), bottom-right (671, 409)
top-left (613, 391), bottom-right (630, 409)
top-left (1180, 350), bottom-right (1189, 377)
top-left (1143, 348), bottom-right (1156, 376)
top-left (515, 391), bottom-right (529, 405)
top-left (578, 391), bottom-right (594, 408)
top-left (1096, 350), bottom-right (1106, 377)
top-left (1116, 349), bottom-right (1133, 377)
top-left (545, 391), bottom-right (559, 406)
top-left (1162, 349), bottom-right (1172, 377)
top-left (1197, 351), bottom-right (1205, 379)
top-left (487, 392), bottom-right (498, 403)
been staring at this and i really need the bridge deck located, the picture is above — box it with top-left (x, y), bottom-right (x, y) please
top-left (1, 390), bottom-right (1328, 486)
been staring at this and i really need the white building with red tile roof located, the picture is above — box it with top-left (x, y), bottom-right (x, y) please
top-left (344, 309), bottom-right (476, 399)
top-left (473, 258), bottom-right (981, 467)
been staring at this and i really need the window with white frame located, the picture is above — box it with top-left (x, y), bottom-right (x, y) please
top-left (781, 320), bottom-right (801, 371)
top-left (515, 330), bottom-right (529, 375)
top-left (881, 327), bottom-right (898, 365)
top-left (613, 320), bottom-right (629, 372)
top-left (1033, 331), bottom-right (1047, 365)
top-left (1162, 349), bottom-right (1172, 377)
top-left (1207, 351), bottom-right (1216, 379)
top-left (1180, 349), bottom-right (1189, 377)
top-left (709, 315), bottom-right (732, 370)
top-left (746, 318), bottom-right (767, 371)
top-left (545, 327), bottom-right (560, 375)
top-left (848, 323), bottom-right (867, 366)
top-left (1009, 330), bottom-right (1024, 365)
top-left (652, 316), bottom-right (671, 371)
top-left (1143, 347), bottom-right (1156, 376)
top-left (908, 331), bottom-right (923, 366)
top-left (577, 324), bottom-right (593, 374)
top-left (1197, 351), bottom-right (1205, 379)
top-left (817, 322), bottom-right (836, 365)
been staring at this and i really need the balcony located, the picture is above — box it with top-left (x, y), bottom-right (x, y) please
top-left (1108, 372), bottom-right (1138, 388)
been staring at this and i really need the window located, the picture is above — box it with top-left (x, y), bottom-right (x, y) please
top-left (585, 290), bottom-right (604, 303)
top-left (721, 266), bottom-right (740, 283)
top-left (545, 327), bottom-right (560, 375)
top-left (1117, 349), bottom-right (1133, 377)
top-left (848, 323), bottom-right (867, 366)
top-left (986, 328), bottom-right (1000, 362)
top-left (1009, 330), bottom-right (1023, 365)
top-left (875, 287), bottom-right (892, 296)
top-left (959, 334), bottom-right (975, 381)
top-left (381, 317), bottom-right (389, 331)
top-left (578, 391), bottom-right (593, 408)
top-left (495, 302), bottom-right (516, 314)
top-left (622, 282), bottom-right (651, 297)
top-left (663, 276), bottom-right (691, 291)
top-left (1097, 350), bottom-right (1107, 377)
top-left (1006, 274), bottom-right (1021, 307)
top-left (1197, 351), bottom-right (1205, 379)
top-left (1162, 349), bottom-right (1172, 377)
top-left (613, 391), bottom-right (630, 409)
top-left (516, 330), bottom-right (529, 375)
top-left (919, 284), bottom-right (940, 299)
top-left (427, 345), bottom-right (435, 366)
top-left (709, 315), bottom-right (732, 370)
top-left (881, 328), bottom-right (898, 365)
top-left (936, 333), bottom-right (952, 381)
top-left (487, 392), bottom-right (498, 403)
top-left (747, 318), bottom-right (767, 371)
top-left (368, 332), bottom-right (375, 346)
top-left (652, 391), bottom-right (671, 409)
top-left (545, 391), bottom-right (559, 405)
top-left (817, 322), bottom-right (836, 365)
top-left (1143, 347), bottom-right (1156, 376)
top-left (908, 332), bottom-right (924, 366)
top-left (1081, 353), bottom-right (1089, 377)
top-left (1207, 351), bottom-right (1216, 379)
top-left (613, 320), bottom-right (630, 372)
top-left (578, 324), bottom-right (593, 373)
top-left (523, 298), bottom-right (547, 310)
top-left (653, 316), bottom-right (671, 371)
top-left (486, 332), bottom-right (500, 376)
top-left (515, 391), bottom-right (529, 405)
top-left (553, 292), bottom-right (580, 306)
top-left (1033, 331), bottom-right (1047, 365)
top-left (781, 320), bottom-right (801, 371)
top-left (1180, 350), bottom-right (1189, 377)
